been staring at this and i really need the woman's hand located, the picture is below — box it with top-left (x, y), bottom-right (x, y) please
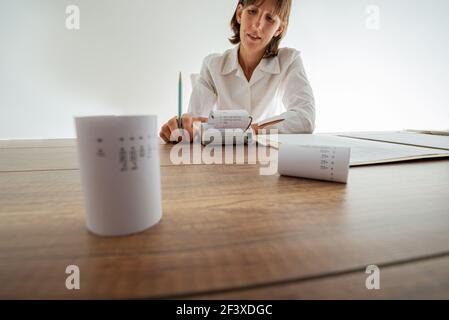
top-left (251, 119), bottom-right (284, 135)
top-left (159, 113), bottom-right (208, 143)
top-left (251, 123), bottom-right (260, 134)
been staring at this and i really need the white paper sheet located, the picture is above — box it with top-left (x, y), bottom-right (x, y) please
top-left (257, 134), bottom-right (449, 166)
top-left (278, 144), bottom-right (351, 183)
top-left (338, 131), bottom-right (449, 150)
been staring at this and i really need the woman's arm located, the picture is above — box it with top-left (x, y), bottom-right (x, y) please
top-left (266, 54), bottom-right (315, 134)
top-left (187, 54), bottom-right (219, 118)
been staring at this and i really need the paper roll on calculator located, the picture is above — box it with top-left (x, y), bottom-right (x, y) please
top-left (278, 144), bottom-right (351, 183)
top-left (208, 110), bottom-right (252, 130)
top-left (201, 110), bottom-right (253, 145)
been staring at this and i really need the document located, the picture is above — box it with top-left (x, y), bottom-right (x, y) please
top-left (337, 131), bottom-right (449, 150)
top-left (256, 134), bottom-right (449, 166)
top-left (405, 129), bottom-right (449, 136)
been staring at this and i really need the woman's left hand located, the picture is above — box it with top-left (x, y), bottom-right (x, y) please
top-left (251, 123), bottom-right (260, 134)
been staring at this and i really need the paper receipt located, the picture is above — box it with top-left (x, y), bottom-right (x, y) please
top-left (278, 144), bottom-right (351, 183)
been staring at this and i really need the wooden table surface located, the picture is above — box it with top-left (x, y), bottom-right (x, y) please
top-left (0, 138), bottom-right (448, 299)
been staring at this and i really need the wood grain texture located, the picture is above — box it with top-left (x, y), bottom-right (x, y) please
top-left (0, 140), bottom-right (448, 299)
top-left (0, 147), bottom-right (80, 172)
top-left (0, 143), bottom-right (273, 171)
top-left (192, 255), bottom-right (449, 299)
top-left (0, 139), bottom-right (77, 148)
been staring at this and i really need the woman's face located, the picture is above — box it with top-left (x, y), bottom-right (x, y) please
top-left (237, 0), bottom-right (284, 55)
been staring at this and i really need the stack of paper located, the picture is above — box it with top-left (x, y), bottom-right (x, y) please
top-left (256, 134), bottom-right (449, 166)
top-left (337, 131), bottom-right (449, 151)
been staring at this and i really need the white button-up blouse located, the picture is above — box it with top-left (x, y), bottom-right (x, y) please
top-left (187, 45), bottom-right (315, 133)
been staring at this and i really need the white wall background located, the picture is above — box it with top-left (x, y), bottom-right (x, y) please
top-left (1, 0), bottom-right (448, 139)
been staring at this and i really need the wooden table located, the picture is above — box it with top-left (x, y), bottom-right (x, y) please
top-left (0, 139), bottom-right (448, 299)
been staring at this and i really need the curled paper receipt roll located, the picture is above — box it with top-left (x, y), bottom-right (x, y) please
top-left (75, 115), bottom-right (162, 236)
top-left (278, 144), bottom-right (351, 183)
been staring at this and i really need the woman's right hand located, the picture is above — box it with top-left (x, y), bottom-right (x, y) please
top-left (159, 113), bottom-right (207, 143)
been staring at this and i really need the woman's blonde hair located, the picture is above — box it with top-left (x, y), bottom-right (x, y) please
top-left (229, 0), bottom-right (292, 58)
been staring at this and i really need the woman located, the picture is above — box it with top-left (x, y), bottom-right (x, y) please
top-left (159, 0), bottom-right (315, 143)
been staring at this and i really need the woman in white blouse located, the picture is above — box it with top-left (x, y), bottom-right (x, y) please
top-left (159, 0), bottom-right (315, 143)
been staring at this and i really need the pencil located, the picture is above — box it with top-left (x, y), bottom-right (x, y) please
top-left (178, 72), bottom-right (183, 129)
